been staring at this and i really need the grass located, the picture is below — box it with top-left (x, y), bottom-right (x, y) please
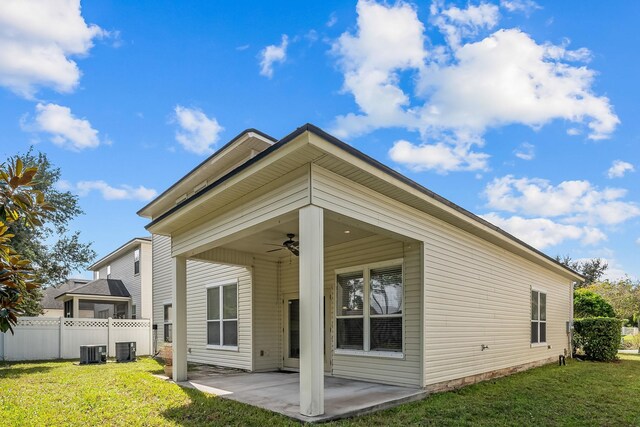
top-left (1, 355), bottom-right (639, 426)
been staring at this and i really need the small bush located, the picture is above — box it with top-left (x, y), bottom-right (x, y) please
top-left (573, 317), bottom-right (623, 361)
top-left (574, 289), bottom-right (616, 318)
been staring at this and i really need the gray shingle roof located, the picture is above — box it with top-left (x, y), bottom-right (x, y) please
top-left (41, 279), bottom-right (91, 309)
top-left (55, 279), bottom-right (131, 299)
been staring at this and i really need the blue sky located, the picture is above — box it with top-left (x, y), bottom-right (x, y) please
top-left (0, 0), bottom-right (638, 280)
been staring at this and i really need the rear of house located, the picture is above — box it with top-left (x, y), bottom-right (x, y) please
top-left (142, 124), bottom-right (580, 417)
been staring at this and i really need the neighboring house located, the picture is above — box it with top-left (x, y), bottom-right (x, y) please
top-left (41, 278), bottom-right (92, 317)
top-left (139, 124), bottom-right (582, 417)
top-left (80, 237), bottom-right (154, 320)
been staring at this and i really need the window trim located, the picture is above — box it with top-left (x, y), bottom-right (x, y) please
top-left (334, 258), bottom-right (405, 358)
top-left (531, 287), bottom-right (547, 346)
top-left (133, 249), bottom-right (140, 276)
top-left (106, 264), bottom-right (111, 279)
top-left (205, 279), bottom-right (239, 350)
top-left (163, 303), bottom-right (172, 343)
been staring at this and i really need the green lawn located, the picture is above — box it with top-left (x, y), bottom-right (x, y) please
top-left (1, 355), bottom-right (639, 426)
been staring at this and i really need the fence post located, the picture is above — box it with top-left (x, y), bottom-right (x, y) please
top-left (59, 317), bottom-right (64, 359)
top-left (108, 317), bottom-right (113, 358)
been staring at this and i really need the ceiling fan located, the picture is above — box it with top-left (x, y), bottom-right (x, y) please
top-left (265, 233), bottom-right (299, 256)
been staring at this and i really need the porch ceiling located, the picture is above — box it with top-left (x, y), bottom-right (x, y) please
top-left (218, 211), bottom-right (410, 260)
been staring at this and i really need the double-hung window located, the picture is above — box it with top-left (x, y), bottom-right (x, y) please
top-left (336, 260), bottom-right (403, 355)
top-left (134, 249), bottom-right (140, 275)
top-left (531, 289), bottom-right (546, 344)
top-left (163, 304), bottom-right (172, 343)
top-left (207, 281), bottom-right (238, 349)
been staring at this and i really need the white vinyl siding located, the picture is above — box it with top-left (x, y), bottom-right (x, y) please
top-left (310, 164), bottom-right (571, 387)
top-left (152, 235), bottom-right (173, 347)
top-left (251, 257), bottom-right (280, 371)
top-left (171, 167), bottom-right (310, 257)
top-left (95, 244), bottom-right (144, 317)
top-left (186, 254), bottom-right (252, 370)
top-left (328, 236), bottom-right (421, 387)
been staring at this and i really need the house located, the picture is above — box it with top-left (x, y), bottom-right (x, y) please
top-left (138, 124), bottom-right (582, 417)
top-left (41, 278), bottom-right (91, 317)
top-left (50, 237), bottom-right (153, 319)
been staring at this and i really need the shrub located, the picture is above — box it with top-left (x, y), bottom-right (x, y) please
top-left (574, 289), bottom-right (616, 318)
top-left (573, 317), bottom-right (623, 361)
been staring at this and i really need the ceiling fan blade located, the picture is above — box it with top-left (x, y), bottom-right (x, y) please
top-left (290, 247), bottom-right (300, 256)
top-left (263, 243), bottom-right (283, 247)
top-left (266, 248), bottom-right (284, 253)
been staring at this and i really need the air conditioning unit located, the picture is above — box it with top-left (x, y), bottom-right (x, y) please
top-left (115, 341), bottom-right (136, 363)
top-left (80, 345), bottom-right (107, 364)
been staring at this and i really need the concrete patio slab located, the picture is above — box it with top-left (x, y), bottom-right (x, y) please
top-left (176, 370), bottom-right (427, 423)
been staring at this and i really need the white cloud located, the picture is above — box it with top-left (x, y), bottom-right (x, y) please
top-left (23, 103), bottom-right (103, 151)
top-left (389, 137), bottom-right (489, 173)
top-left (173, 105), bottom-right (223, 155)
top-left (432, 1), bottom-right (500, 48)
top-left (484, 175), bottom-right (640, 225)
top-left (481, 213), bottom-right (606, 249)
top-left (327, 12), bottom-right (338, 28)
top-left (0, 0), bottom-right (105, 98)
top-left (607, 160), bottom-right (635, 178)
top-left (259, 35), bottom-right (289, 78)
top-left (76, 180), bottom-right (157, 201)
top-left (331, 1), bottom-right (619, 173)
top-left (514, 142), bottom-right (535, 160)
top-left (500, 0), bottom-right (541, 14)
top-left (636, 237), bottom-right (640, 245)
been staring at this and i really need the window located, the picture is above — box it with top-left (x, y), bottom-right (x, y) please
top-left (336, 261), bottom-right (403, 354)
top-left (64, 300), bottom-right (73, 318)
top-left (134, 249), bottom-right (140, 275)
top-left (131, 304), bottom-right (137, 319)
top-left (207, 282), bottom-right (238, 348)
top-left (95, 270), bottom-right (100, 280)
top-left (107, 265), bottom-right (111, 279)
top-left (164, 304), bottom-right (172, 343)
top-left (531, 290), bottom-right (547, 344)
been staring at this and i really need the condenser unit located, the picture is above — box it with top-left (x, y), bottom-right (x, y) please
top-left (115, 341), bottom-right (136, 363)
top-left (80, 345), bottom-right (107, 364)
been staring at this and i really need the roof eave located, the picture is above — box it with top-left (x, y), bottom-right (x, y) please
top-left (88, 237), bottom-right (151, 271)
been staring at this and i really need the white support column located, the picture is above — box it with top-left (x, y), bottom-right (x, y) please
top-left (298, 205), bottom-right (324, 416)
top-left (72, 297), bottom-right (79, 319)
top-left (172, 255), bottom-right (188, 381)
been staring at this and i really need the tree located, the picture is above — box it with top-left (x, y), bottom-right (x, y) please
top-left (0, 157), bottom-right (53, 332)
top-left (586, 278), bottom-right (640, 326)
top-left (574, 289), bottom-right (616, 318)
top-left (556, 255), bottom-right (608, 288)
top-left (7, 149), bottom-right (95, 315)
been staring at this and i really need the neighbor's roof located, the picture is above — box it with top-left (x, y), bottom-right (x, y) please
top-left (140, 123), bottom-right (584, 281)
top-left (88, 237), bottom-right (151, 271)
top-left (41, 279), bottom-right (91, 309)
top-left (54, 279), bottom-right (131, 300)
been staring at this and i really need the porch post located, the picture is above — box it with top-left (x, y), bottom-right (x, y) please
top-left (298, 205), bottom-right (324, 416)
top-left (72, 297), bottom-right (79, 318)
top-left (172, 255), bottom-right (188, 381)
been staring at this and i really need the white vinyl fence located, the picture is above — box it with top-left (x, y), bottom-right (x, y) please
top-left (622, 326), bottom-right (639, 336)
top-left (0, 317), bottom-right (151, 361)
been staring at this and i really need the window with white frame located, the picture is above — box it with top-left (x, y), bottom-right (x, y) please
top-left (107, 265), bottom-right (111, 279)
top-left (207, 282), bottom-right (238, 348)
top-left (96, 270), bottom-right (100, 280)
top-left (164, 304), bottom-right (172, 343)
top-left (336, 261), bottom-right (403, 353)
top-left (131, 304), bottom-right (137, 319)
top-left (531, 289), bottom-right (546, 344)
top-left (134, 249), bottom-right (140, 275)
